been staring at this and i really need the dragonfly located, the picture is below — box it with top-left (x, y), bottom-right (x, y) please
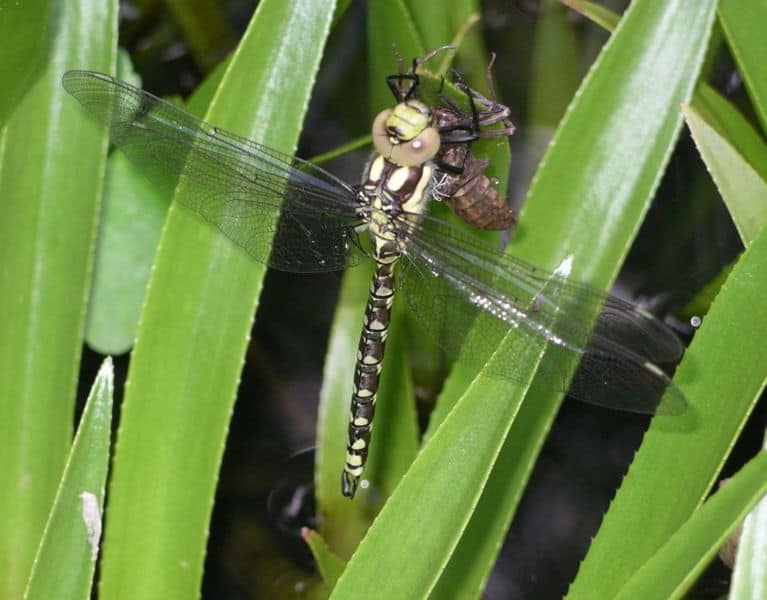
top-left (62, 63), bottom-right (686, 499)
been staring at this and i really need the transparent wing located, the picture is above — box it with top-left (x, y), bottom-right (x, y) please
top-left (397, 213), bottom-right (686, 415)
top-left (62, 70), bottom-right (364, 272)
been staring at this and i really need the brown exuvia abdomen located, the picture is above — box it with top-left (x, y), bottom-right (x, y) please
top-left (435, 142), bottom-right (516, 231)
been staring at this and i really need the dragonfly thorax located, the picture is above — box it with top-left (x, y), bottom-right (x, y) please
top-left (361, 154), bottom-right (433, 262)
top-left (372, 99), bottom-right (440, 167)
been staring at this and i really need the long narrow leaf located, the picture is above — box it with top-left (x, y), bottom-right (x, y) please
top-left (0, 2), bottom-right (117, 596)
top-left (25, 358), bottom-right (114, 600)
top-left (718, 0), bottom-right (767, 133)
top-left (616, 452), bottom-right (767, 599)
top-left (561, 0), bottom-right (621, 31)
top-left (685, 86), bottom-right (767, 244)
top-left (691, 84), bottom-right (767, 184)
top-left (430, 0), bottom-right (717, 596)
top-left (569, 187), bottom-right (767, 598)
top-left (86, 151), bottom-right (169, 354)
top-left (85, 56), bottom-right (226, 355)
top-left (367, 0), bottom-right (425, 114)
top-left (96, 2), bottom-right (335, 598)
top-left (0, 0), bottom-right (50, 125)
top-left (730, 433), bottom-right (767, 599)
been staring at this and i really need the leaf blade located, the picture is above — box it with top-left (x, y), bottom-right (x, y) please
top-left (616, 452), bottom-right (767, 600)
top-left (96, 2), bottom-right (336, 598)
top-left (719, 0), bottom-right (767, 133)
top-left (569, 200), bottom-right (767, 598)
top-left (684, 86), bottom-right (767, 245)
top-left (0, 1), bottom-right (117, 595)
top-left (25, 359), bottom-right (114, 600)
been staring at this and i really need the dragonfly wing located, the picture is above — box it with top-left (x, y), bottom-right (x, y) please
top-left (63, 70), bottom-right (364, 273)
top-left (398, 213), bottom-right (686, 415)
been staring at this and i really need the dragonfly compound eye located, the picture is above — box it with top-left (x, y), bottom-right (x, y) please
top-left (372, 104), bottom-right (440, 167)
top-left (372, 108), bottom-right (396, 156)
top-left (392, 126), bottom-right (440, 167)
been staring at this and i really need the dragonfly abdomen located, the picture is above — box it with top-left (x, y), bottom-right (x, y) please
top-left (342, 261), bottom-right (395, 498)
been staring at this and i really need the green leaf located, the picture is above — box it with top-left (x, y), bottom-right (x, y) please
top-left (719, 0), bottom-right (767, 133)
top-left (561, 0), bottom-right (621, 32)
top-left (615, 452), bottom-right (767, 599)
top-left (24, 358), bottom-right (114, 600)
top-left (529, 0), bottom-right (580, 127)
top-left (0, 1), bottom-right (117, 596)
top-left (85, 55), bottom-right (225, 355)
top-left (576, 4), bottom-right (767, 307)
top-left (332, 0), bottom-right (353, 27)
top-left (367, 0), bottom-right (425, 113)
top-left (680, 261), bottom-right (733, 319)
top-left (691, 84), bottom-right (767, 185)
top-left (684, 85), bottom-right (767, 244)
top-left (164, 0), bottom-right (236, 71)
top-left (569, 194), bottom-right (767, 598)
top-left (331, 367), bottom-right (534, 599)
top-left (86, 151), bottom-right (169, 354)
top-left (315, 265), bottom-right (385, 554)
top-left (430, 0), bottom-right (718, 596)
top-left (95, 2), bottom-right (336, 598)
top-left (730, 433), bottom-right (767, 598)
top-left (303, 528), bottom-right (346, 587)
top-left (308, 134), bottom-right (374, 166)
top-left (405, 1), bottom-right (452, 51)
top-left (0, 0), bottom-right (50, 125)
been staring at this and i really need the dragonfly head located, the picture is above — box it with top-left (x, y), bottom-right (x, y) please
top-left (372, 99), bottom-right (440, 167)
